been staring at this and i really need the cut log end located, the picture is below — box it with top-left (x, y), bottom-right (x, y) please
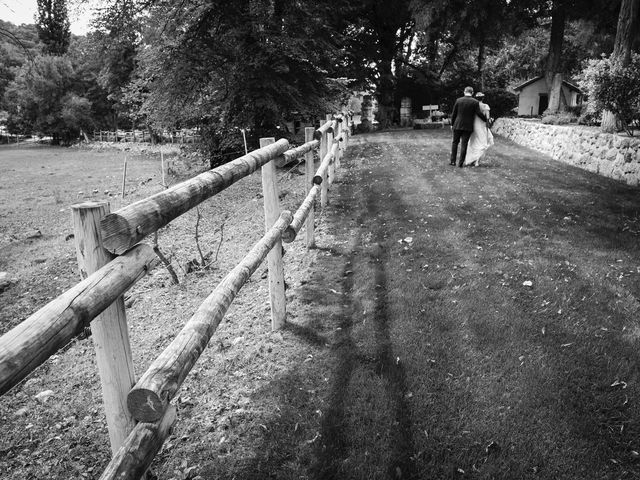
top-left (101, 213), bottom-right (136, 255)
top-left (127, 388), bottom-right (166, 423)
top-left (282, 226), bottom-right (296, 243)
top-left (312, 175), bottom-right (323, 185)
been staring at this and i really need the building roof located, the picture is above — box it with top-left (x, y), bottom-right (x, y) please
top-left (513, 75), bottom-right (582, 93)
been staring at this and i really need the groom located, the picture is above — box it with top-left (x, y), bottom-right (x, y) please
top-left (449, 86), bottom-right (487, 167)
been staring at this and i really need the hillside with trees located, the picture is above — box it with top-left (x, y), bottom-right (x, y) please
top-left (1, 0), bottom-right (638, 148)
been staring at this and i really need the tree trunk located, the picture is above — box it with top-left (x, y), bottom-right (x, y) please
top-left (376, 58), bottom-right (395, 129)
top-left (601, 110), bottom-right (618, 133)
top-left (602, 0), bottom-right (640, 133)
top-left (544, 0), bottom-right (566, 114)
top-left (477, 41), bottom-right (485, 91)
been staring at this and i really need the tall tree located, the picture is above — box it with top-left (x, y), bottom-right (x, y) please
top-left (126, 0), bottom-right (344, 143)
top-left (91, 0), bottom-right (140, 130)
top-left (544, 0), bottom-right (567, 113)
top-left (601, 0), bottom-right (640, 132)
top-left (340, 0), bottom-right (414, 128)
top-left (36, 0), bottom-right (71, 55)
top-left (4, 55), bottom-right (92, 143)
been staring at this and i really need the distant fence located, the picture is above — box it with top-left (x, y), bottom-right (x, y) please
top-left (0, 133), bottom-right (27, 144)
top-left (93, 129), bottom-right (202, 144)
top-left (0, 112), bottom-right (351, 480)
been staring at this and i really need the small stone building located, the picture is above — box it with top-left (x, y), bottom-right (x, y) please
top-left (514, 76), bottom-right (583, 116)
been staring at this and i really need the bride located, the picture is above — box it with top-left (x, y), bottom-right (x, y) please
top-left (464, 92), bottom-right (494, 167)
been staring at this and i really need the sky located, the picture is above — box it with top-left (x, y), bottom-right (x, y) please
top-left (0, 0), bottom-right (95, 35)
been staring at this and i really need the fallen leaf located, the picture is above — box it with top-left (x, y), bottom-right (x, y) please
top-left (610, 380), bottom-right (627, 389)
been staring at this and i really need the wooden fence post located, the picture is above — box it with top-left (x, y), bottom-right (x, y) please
top-left (71, 201), bottom-right (136, 455)
top-left (160, 149), bottom-right (166, 188)
top-left (121, 156), bottom-right (128, 199)
top-left (304, 127), bottom-right (316, 249)
top-left (326, 114), bottom-right (335, 187)
top-left (260, 138), bottom-right (286, 330)
top-left (335, 118), bottom-right (342, 170)
top-left (320, 122), bottom-right (329, 209)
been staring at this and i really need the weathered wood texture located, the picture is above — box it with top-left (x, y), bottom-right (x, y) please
top-left (274, 139), bottom-right (319, 168)
top-left (326, 115), bottom-right (336, 187)
top-left (0, 244), bottom-right (155, 396)
top-left (72, 202), bottom-right (137, 453)
top-left (99, 406), bottom-right (177, 480)
top-left (260, 138), bottom-right (287, 331)
top-left (282, 184), bottom-right (320, 243)
top-left (127, 211), bottom-right (293, 422)
top-left (313, 141), bottom-right (339, 185)
top-left (314, 119), bottom-right (334, 140)
top-left (101, 139), bottom-right (290, 255)
top-left (304, 127), bottom-right (316, 248)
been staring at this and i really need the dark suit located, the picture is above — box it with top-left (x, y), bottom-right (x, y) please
top-left (450, 95), bottom-right (487, 166)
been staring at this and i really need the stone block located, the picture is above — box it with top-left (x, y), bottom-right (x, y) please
top-left (613, 135), bottom-right (630, 149)
top-left (606, 148), bottom-right (618, 161)
top-left (625, 151), bottom-right (634, 163)
top-left (579, 153), bottom-right (592, 164)
top-left (625, 176), bottom-right (639, 187)
top-left (600, 162), bottom-right (614, 177)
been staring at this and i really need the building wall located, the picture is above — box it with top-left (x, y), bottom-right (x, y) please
top-left (517, 79), bottom-right (581, 116)
top-left (517, 79), bottom-right (548, 116)
top-left (493, 118), bottom-right (640, 186)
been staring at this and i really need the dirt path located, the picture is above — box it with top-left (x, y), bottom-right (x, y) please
top-left (279, 129), bottom-right (640, 479)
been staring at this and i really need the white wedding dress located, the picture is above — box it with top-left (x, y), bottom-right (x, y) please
top-left (464, 101), bottom-right (494, 166)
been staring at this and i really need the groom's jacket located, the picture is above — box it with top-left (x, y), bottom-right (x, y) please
top-left (451, 96), bottom-right (487, 131)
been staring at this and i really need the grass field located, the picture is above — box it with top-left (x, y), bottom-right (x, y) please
top-left (2, 131), bottom-right (640, 480)
top-left (0, 143), bottom-right (180, 335)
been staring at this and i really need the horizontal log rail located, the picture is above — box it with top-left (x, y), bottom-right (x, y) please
top-left (101, 139), bottom-right (290, 255)
top-left (313, 119), bottom-right (334, 140)
top-left (99, 406), bottom-right (177, 480)
top-left (282, 184), bottom-right (320, 243)
top-left (274, 138), bottom-right (320, 168)
top-left (0, 244), bottom-right (156, 395)
top-left (313, 141), bottom-right (340, 184)
top-left (280, 139), bottom-right (319, 164)
top-left (127, 211), bottom-right (294, 422)
top-left (1, 112), bottom-right (353, 480)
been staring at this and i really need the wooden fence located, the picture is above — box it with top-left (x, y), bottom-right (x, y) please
top-left (0, 113), bottom-right (350, 479)
top-left (93, 129), bottom-right (202, 144)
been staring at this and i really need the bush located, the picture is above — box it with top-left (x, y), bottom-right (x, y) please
top-left (483, 88), bottom-right (517, 120)
top-left (541, 113), bottom-right (577, 125)
top-left (577, 104), bottom-right (601, 126)
top-left (579, 53), bottom-right (640, 134)
top-left (565, 105), bottom-right (582, 117)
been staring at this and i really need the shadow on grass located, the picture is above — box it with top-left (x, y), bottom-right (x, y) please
top-left (191, 129), bottom-right (640, 479)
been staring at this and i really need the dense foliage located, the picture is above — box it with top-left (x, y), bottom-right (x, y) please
top-left (36, 0), bottom-right (71, 55)
top-left (579, 53), bottom-right (640, 134)
top-left (0, 0), bottom-right (637, 147)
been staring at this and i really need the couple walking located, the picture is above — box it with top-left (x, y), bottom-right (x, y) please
top-left (449, 86), bottom-right (494, 168)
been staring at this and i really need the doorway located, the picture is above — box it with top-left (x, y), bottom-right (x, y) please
top-left (538, 94), bottom-right (549, 115)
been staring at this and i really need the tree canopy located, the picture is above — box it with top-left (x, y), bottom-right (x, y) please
top-left (1, 0), bottom-right (637, 146)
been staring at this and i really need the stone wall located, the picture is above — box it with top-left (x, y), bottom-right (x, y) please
top-left (492, 118), bottom-right (640, 186)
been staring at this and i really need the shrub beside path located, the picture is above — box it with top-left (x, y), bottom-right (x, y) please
top-left (264, 129), bottom-right (640, 479)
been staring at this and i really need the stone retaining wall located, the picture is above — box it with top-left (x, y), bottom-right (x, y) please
top-left (492, 118), bottom-right (640, 186)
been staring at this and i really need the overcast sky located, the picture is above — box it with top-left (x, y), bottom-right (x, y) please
top-left (0, 0), bottom-right (94, 34)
